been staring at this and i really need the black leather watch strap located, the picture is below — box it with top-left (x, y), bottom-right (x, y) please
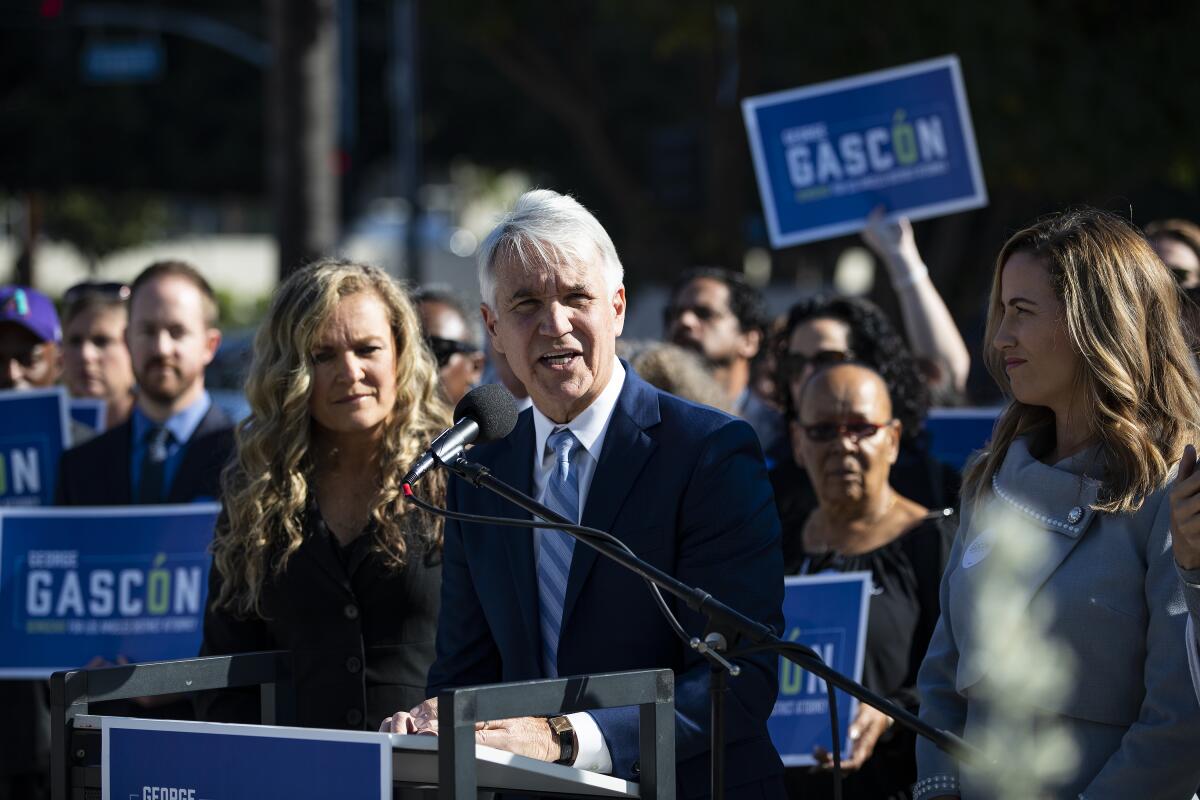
top-left (547, 715), bottom-right (575, 765)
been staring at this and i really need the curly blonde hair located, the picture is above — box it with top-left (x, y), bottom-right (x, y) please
top-left (213, 259), bottom-right (451, 615)
top-left (965, 208), bottom-right (1200, 513)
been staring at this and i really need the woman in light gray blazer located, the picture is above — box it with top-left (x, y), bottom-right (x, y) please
top-left (914, 208), bottom-right (1200, 800)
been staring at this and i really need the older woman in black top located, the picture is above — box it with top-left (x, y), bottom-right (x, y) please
top-left (197, 259), bottom-right (450, 729)
top-left (771, 295), bottom-right (960, 544)
top-left (784, 361), bottom-right (953, 800)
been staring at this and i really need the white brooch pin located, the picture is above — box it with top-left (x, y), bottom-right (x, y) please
top-left (1067, 506), bottom-right (1083, 525)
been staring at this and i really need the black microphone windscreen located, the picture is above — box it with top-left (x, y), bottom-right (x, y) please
top-left (453, 383), bottom-right (519, 444)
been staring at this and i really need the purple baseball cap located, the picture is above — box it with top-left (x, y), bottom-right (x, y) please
top-left (0, 286), bottom-right (62, 343)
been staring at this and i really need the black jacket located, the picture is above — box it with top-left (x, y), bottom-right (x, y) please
top-left (196, 507), bottom-right (442, 731)
top-left (55, 403), bottom-right (235, 505)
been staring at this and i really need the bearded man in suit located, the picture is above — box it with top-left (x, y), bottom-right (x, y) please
top-left (57, 260), bottom-right (233, 505)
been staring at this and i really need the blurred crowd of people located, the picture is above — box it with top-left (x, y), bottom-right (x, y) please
top-left (4, 201), bottom-right (1200, 800)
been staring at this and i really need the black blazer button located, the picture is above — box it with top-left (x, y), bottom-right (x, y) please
top-left (344, 604), bottom-right (359, 620)
top-left (346, 656), bottom-right (362, 673)
top-left (346, 708), bottom-right (363, 726)
top-left (631, 761), bottom-right (640, 776)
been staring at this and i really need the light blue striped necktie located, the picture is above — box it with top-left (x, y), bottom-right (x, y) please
top-left (537, 428), bottom-right (580, 678)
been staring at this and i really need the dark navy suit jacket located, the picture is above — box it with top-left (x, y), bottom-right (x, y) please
top-left (55, 404), bottom-right (234, 505)
top-left (427, 368), bottom-right (786, 799)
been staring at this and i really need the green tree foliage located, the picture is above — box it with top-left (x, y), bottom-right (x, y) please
top-left (4, 0), bottom-right (1200, 307)
top-left (42, 190), bottom-right (168, 270)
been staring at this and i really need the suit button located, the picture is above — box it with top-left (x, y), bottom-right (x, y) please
top-left (346, 656), bottom-right (362, 673)
top-left (631, 761), bottom-right (640, 776)
top-left (344, 604), bottom-right (359, 620)
top-left (346, 708), bottom-right (363, 726)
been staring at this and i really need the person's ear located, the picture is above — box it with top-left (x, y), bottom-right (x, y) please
top-left (467, 351), bottom-right (485, 383)
top-left (481, 304), bottom-right (504, 354)
top-left (886, 419), bottom-right (902, 466)
top-left (202, 328), bottom-right (222, 367)
top-left (788, 418), bottom-right (808, 470)
top-left (737, 328), bottom-right (763, 361)
top-left (50, 342), bottom-right (64, 382)
top-left (611, 285), bottom-right (627, 337)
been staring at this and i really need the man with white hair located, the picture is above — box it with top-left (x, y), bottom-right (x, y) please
top-left (385, 190), bottom-right (786, 797)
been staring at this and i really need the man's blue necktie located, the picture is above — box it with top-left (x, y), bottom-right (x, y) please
top-left (537, 428), bottom-right (580, 678)
top-left (136, 426), bottom-right (172, 504)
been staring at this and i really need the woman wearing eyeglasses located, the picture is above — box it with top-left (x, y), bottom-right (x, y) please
top-left (770, 295), bottom-right (961, 551)
top-left (784, 360), bottom-right (954, 800)
top-left (915, 209), bottom-right (1200, 799)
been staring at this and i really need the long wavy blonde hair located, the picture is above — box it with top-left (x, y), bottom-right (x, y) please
top-left (213, 259), bottom-right (451, 615)
top-left (964, 207), bottom-right (1200, 514)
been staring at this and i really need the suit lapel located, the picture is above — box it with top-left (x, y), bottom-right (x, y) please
top-left (562, 372), bottom-right (660, 630)
top-left (110, 421), bottom-right (135, 503)
top-left (952, 451), bottom-right (1103, 691)
top-left (167, 405), bottom-right (231, 502)
top-left (489, 410), bottom-right (542, 662)
top-left (984, 443), bottom-right (1103, 612)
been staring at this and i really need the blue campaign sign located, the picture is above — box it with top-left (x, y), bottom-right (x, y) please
top-left (769, 572), bottom-right (871, 767)
top-left (70, 398), bottom-right (107, 433)
top-left (742, 55), bottom-right (987, 247)
top-left (0, 504), bottom-right (219, 678)
top-left (104, 718), bottom-right (391, 800)
top-left (925, 407), bottom-right (1002, 470)
top-left (0, 387), bottom-right (70, 507)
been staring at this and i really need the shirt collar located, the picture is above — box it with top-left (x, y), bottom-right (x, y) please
top-left (532, 358), bottom-right (626, 461)
top-left (132, 391), bottom-right (213, 445)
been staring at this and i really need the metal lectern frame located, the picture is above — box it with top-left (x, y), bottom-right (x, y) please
top-left (439, 668), bottom-right (675, 799)
top-left (48, 650), bottom-right (295, 800)
top-left (48, 656), bottom-right (673, 799)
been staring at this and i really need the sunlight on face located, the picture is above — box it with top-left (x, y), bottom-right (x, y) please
top-left (308, 291), bottom-right (399, 438)
top-left (992, 252), bottom-right (1082, 415)
top-left (482, 250), bottom-right (625, 423)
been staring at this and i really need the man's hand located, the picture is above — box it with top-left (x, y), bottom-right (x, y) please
top-left (1170, 444), bottom-right (1200, 570)
top-left (381, 703), bottom-right (559, 763)
top-left (475, 717), bottom-right (560, 762)
top-left (811, 704), bottom-right (892, 772)
top-left (380, 697), bottom-right (442, 735)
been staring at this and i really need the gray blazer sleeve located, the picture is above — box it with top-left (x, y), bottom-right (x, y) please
top-left (1082, 495), bottom-right (1200, 799)
top-left (912, 504), bottom-right (974, 800)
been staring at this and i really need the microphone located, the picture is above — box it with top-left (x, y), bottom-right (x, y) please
top-left (403, 383), bottom-right (519, 486)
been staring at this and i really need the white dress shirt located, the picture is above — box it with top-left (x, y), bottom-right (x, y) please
top-left (528, 358), bottom-right (626, 773)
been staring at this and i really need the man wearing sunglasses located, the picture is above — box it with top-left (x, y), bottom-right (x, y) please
top-left (664, 267), bottom-right (787, 466)
top-left (412, 286), bottom-right (485, 406)
top-left (0, 286), bottom-right (62, 391)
